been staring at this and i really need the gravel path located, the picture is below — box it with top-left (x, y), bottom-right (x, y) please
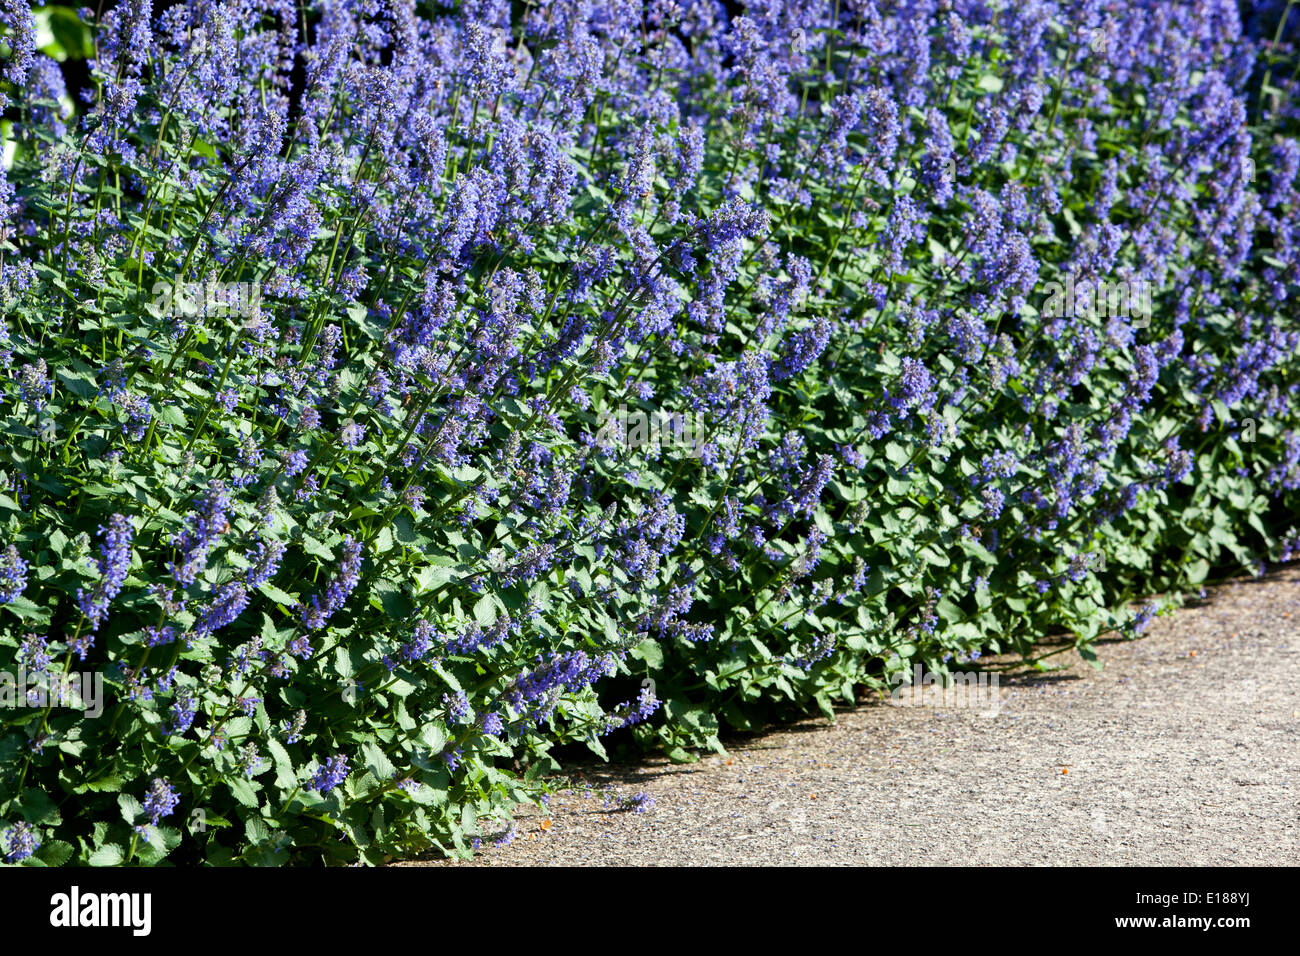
top-left (400, 568), bottom-right (1300, 866)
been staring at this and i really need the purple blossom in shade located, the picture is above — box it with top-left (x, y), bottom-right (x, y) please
top-left (788, 455), bottom-right (835, 518)
top-left (979, 486), bottom-right (1006, 520)
top-left (140, 778), bottom-right (180, 828)
top-left (0, 0), bottom-right (36, 93)
top-left (256, 485), bottom-right (280, 527)
top-left (121, 665), bottom-right (153, 703)
top-left (0, 0), bottom-right (1291, 866)
top-left (17, 360), bottom-right (52, 412)
top-left (308, 755), bottom-right (349, 794)
top-left (447, 617), bottom-right (511, 656)
top-left (195, 582), bottom-right (250, 637)
top-left (402, 485), bottom-right (426, 512)
top-left (917, 588), bottom-right (941, 635)
top-left (170, 481), bottom-right (230, 585)
top-left (849, 560), bottom-right (870, 593)
top-left (443, 691), bottom-right (472, 724)
top-left (442, 747), bottom-right (464, 771)
top-left (1132, 604), bottom-right (1158, 636)
top-left (1065, 553), bottom-right (1091, 584)
top-left (623, 792), bottom-right (655, 814)
top-left (883, 196), bottom-right (925, 273)
top-left (339, 419), bottom-right (365, 449)
top-left (282, 449), bottom-right (309, 476)
top-left (606, 683), bottom-right (660, 732)
top-left (893, 357), bottom-right (937, 413)
top-left (864, 410), bottom-right (893, 440)
top-left (1126, 344), bottom-right (1160, 408)
top-left (243, 539), bottom-right (286, 587)
top-left (228, 636), bottom-right (265, 679)
top-left (1164, 438), bottom-right (1194, 483)
top-left (772, 313), bottom-right (832, 382)
top-left (76, 513), bottom-right (134, 632)
top-left (299, 536), bottom-right (363, 631)
top-left (503, 650), bottom-right (617, 729)
top-left (501, 541), bottom-right (558, 587)
top-left (920, 107), bottom-right (956, 205)
top-left (294, 476), bottom-right (320, 503)
top-left (0, 544), bottom-right (27, 602)
top-left (399, 621), bottom-right (436, 663)
top-left (236, 437), bottom-right (262, 472)
top-left (18, 632), bottom-right (51, 673)
top-left (282, 710), bottom-right (306, 745)
top-left (859, 85), bottom-right (901, 173)
top-left (154, 666), bottom-right (178, 693)
top-left (2, 821), bottom-right (38, 864)
top-left (142, 624), bottom-right (176, 647)
top-left (238, 744), bottom-right (263, 779)
top-left (267, 654), bottom-right (289, 680)
top-left (166, 692), bottom-right (197, 737)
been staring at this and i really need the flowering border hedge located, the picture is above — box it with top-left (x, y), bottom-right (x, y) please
top-left (1, 0), bottom-right (1299, 864)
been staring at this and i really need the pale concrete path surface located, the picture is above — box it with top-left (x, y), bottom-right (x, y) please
top-left (401, 568), bottom-right (1300, 866)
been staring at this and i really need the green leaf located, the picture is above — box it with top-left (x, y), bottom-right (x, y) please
top-left (472, 593), bottom-right (498, 625)
top-left (87, 844), bottom-right (125, 866)
top-left (630, 638), bottom-right (663, 669)
top-left (362, 740), bottom-right (397, 779)
top-left (39, 840), bottom-right (74, 867)
top-left (258, 583), bottom-right (299, 607)
top-left (75, 774), bottom-right (124, 795)
top-left (228, 777), bottom-right (260, 808)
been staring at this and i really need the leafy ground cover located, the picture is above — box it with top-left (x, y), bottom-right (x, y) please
top-left (1, 0), bottom-right (1299, 864)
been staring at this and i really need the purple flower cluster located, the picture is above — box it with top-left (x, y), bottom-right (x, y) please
top-left (0, 0), bottom-right (1296, 867)
top-left (0, 545), bottom-right (27, 603)
top-left (2, 821), bottom-right (39, 864)
top-left (169, 482), bottom-right (229, 586)
top-left (76, 514), bottom-right (134, 634)
top-left (299, 537), bottom-right (362, 631)
top-left (307, 755), bottom-right (349, 795)
top-left (140, 778), bottom-right (180, 828)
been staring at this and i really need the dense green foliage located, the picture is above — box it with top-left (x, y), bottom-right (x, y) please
top-left (1, 0), bottom-right (1299, 865)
